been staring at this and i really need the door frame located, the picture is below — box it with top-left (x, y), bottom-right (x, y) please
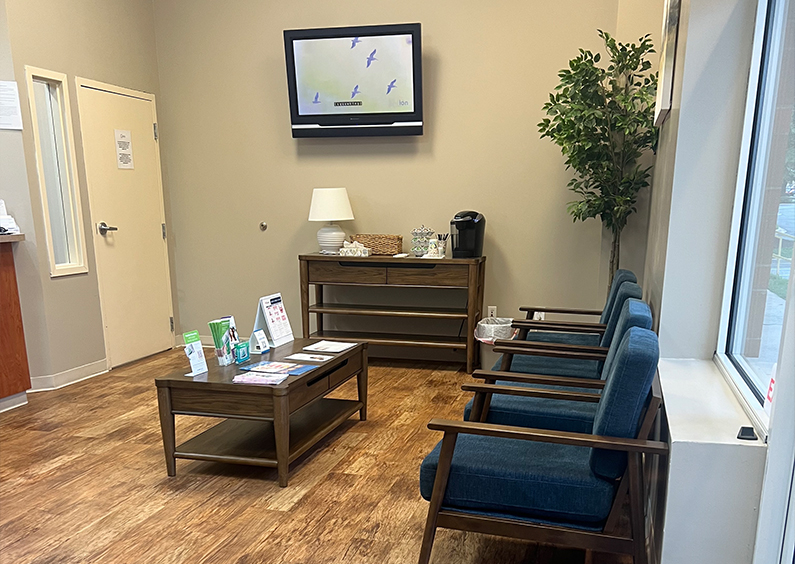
top-left (75, 77), bottom-right (175, 369)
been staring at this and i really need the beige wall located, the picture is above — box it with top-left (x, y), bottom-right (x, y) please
top-left (0, 0), bottom-right (50, 379)
top-left (4, 0), bottom-right (663, 380)
top-left (4, 0), bottom-right (162, 378)
top-left (153, 0), bottom-right (663, 345)
top-left (642, 0), bottom-right (758, 359)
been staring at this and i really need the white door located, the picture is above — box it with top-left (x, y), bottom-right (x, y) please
top-left (77, 79), bottom-right (173, 367)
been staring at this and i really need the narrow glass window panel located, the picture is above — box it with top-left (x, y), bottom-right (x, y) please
top-left (728, 0), bottom-right (795, 400)
top-left (30, 76), bottom-right (81, 270)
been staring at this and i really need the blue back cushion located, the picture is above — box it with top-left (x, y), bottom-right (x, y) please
top-left (599, 282), bottom-right (643, 348)
top-left (590, 327), bottom-right (659, 479)
top-left (599, 269), bottom-right (637, 324)
top-left (600, 298), bottom-right (652, 379)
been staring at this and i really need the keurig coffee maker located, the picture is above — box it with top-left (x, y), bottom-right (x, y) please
top-left (450, 211), bottom-right (485, 258)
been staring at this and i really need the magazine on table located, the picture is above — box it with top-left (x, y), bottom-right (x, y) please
top-left (284, 353), bottom-right (334, 362)
top-left (239, 361), bottom-right (314, 376)
top-left (232, 373), bottom-right (290, 386)
top-left (303, 340), bottom-right (357, 353)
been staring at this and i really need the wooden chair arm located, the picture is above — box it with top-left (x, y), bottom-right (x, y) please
top-left (511, 322), bottom-right (606, 335)
top-left (519, 306), bottom-right (603, 317)
top-left (462, 383), bottom-right (601, 402)
top-left (471, 370), bottom-right (606, 389)
top-left (493, 346), bottom-right (607, 362)
top-left (513, 319), bottom-right (608, 332)
top-left (493, 339), bottom-right (609, 355)
top-left (427, 419), bottom-right (669, 455)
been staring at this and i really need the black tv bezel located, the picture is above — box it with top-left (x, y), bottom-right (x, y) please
top-left (283, 23), bottom-right (423, 137)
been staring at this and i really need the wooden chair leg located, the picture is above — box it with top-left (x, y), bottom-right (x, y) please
top-left (418, 433), bottom-right (458, 564)
top-left (628, 452), bottom-right (648, 564)
top-left (603, 472), bottom-right (629, 534)
top-left (469, 391), bottom-right (486, 421)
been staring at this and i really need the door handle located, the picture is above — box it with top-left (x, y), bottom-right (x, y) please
top-left (98, 222), bottom-right (118, 236)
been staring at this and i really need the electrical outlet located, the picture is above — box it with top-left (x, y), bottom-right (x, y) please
top-left (487, 306), bottom-right (497, 318)
top-left (533, 312), bottom-right (545, 321)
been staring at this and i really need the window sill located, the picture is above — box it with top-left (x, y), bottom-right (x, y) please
top-left (658, 358), bottom-right (768, 445)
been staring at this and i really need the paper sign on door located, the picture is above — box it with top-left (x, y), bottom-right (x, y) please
top-left (115, 129), bottom-right (134, 169)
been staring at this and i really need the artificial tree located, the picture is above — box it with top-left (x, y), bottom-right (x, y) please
top-left (539, 30), bottom-right (658, 289)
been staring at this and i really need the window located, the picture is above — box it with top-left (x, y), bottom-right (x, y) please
top-left (723, 0), bottom-right (794, 415)
top-left (25, 67), bottom-right (87, 277)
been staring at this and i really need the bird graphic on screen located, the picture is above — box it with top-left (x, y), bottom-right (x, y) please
top-left (386, 79), bottom-right (396, 94)
top-left (351, 37), bottom-right (361, 49)
top-left (312, 92), bottom-right (320, 104)
top-left (351, 85), bottom-right (361, 98)
top-left (366, 49), bottom-right (377, 68)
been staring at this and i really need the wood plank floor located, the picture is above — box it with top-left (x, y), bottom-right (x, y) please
top-left (0, 350), bottom-right (630, 564)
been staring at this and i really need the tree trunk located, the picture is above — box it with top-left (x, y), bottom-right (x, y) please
top-left (608, 228), bottom-right (621, 297)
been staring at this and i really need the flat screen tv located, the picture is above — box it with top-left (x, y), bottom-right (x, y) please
top-left (284, 23), bottom-right (422, 138)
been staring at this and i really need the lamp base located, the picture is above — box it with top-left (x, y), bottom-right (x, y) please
top-left (317, 223), bottom-right (346, 254)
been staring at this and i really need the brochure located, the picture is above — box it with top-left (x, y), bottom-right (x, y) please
top-left (303, 340), bottom-right (357, 353)
top-left (233, 373), bottom-right (290, 386)
top-left (239, 361), bottom-right (314, 376)
top-left (284, 353), bottom-right (334, 363)
top-left (183, 330), bottom-right (208, 376)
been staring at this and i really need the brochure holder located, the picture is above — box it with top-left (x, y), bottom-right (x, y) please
top-left (249, 293), bottom-right (294, 352)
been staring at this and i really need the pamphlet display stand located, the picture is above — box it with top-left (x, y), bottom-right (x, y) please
top-left (249, 293), bottom-right (295, 353)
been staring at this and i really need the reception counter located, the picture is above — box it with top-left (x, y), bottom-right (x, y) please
top-left (0, 234), bottom-right (31, 402)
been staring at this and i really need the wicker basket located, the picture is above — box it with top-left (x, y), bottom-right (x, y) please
top-left (351, 234), bottom-right (403, 255)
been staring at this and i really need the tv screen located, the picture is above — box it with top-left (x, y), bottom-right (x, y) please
top-left (284, 24), bottom-right (422, 137)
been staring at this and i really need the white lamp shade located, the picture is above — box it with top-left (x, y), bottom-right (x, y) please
top-left (308, 187), bottom-right (354, 222)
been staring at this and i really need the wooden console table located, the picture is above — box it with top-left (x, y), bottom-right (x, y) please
top-left (298, 254), bottom-right (486, 373)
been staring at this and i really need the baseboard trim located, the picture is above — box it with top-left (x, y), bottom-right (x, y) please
top-left (0, 392), bottom-right (28, 413)
top-left (29, 359), bottom-right (108, 392)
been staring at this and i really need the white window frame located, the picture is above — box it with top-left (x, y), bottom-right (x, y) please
top-left (25, 66), bottom-right (88, 277)
top-left (715, 0), bottom-right (783, 438)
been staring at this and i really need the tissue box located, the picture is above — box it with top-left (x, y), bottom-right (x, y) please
top-left (339, 246), bottom-right (370, 257)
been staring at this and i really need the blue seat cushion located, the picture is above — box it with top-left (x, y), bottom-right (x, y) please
top-left (503, 354), bottom-right (600, 379)
top-left (420, 434), bottom-right (618, 525)
top-left (490, 331), bottom-right (602, 378)
top-left (523, 331), bottom-right (602, 347)
top-left (463, 381), bottom-right (598, 432)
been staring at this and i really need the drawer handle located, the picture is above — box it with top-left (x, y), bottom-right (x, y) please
top-left (307, 358), bottom-right (349, 386)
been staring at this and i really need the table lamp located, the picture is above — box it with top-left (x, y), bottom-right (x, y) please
top-left (308, 187), bottom-right (354, 254)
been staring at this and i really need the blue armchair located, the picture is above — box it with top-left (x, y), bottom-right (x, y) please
top-left (464, 298), bottom-right (654, 433)
top-left (493, 281), bottom-right (644, 378)
top-left (418, 327), bottom-right (664, 564)
top-left (506, 268), bottom-right (637, 350)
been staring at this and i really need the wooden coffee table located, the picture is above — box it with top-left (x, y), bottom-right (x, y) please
top-left (155, 339), bottom-right (367, 486)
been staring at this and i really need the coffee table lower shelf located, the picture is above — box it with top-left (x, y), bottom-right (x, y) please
top-left (174, 398), bottom-right (362, 468)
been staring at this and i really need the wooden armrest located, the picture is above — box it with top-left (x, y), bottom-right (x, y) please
top-left (462, 383), bottom-right (601, 402)
top-left (471, 370), bottom-right (606, 389)
top-left (493, 339), bottom-right (609, 355)
top-left (493, 346), bottom-right (607, 362)
top-left (427, 418), bottom-right (669, 455)
top-left (511, 322), bottom-right (606, 335)
top-left (519, 306), bottom-right (603, 317)
top-left (513, 319), bottom-right (608, 331)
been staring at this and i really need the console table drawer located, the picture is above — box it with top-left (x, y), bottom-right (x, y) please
top-left (171, 389), bottom-right (274, 418)
top-left (289, 371), bottom-right (330, 411)
top-left (327, 354), bottom-right (362, 388)
top-left (387, 264), bottom-right (468, 287)
top-left (308, 261), bottom-right (386, 284)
